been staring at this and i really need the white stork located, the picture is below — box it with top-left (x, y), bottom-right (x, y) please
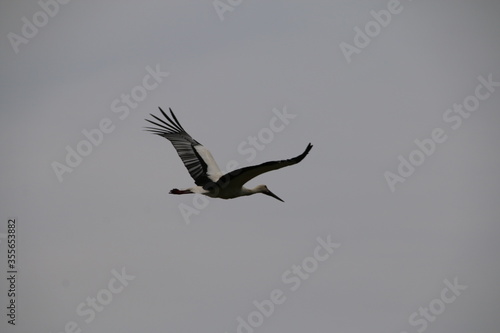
top-left (145, 108), bottom-right (312, 202)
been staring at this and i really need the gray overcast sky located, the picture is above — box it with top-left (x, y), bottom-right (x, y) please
top-left (1, 1), bottom-right (499, 332)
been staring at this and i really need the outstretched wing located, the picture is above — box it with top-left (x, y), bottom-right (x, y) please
top-left (216, 143), bottom-right (313, 189)
top-left (144, 107), bottom-right (223, 186)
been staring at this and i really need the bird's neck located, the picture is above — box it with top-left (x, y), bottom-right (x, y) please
top-left (241, 186), bottom-right (260, 196)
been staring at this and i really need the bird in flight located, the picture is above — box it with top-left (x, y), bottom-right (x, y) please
top-left (145, 108), bottom-right (312, 202)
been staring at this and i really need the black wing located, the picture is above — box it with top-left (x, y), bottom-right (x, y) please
top-left (145, 108), bottom-right (222, 186)
top-left (215, 143), bottom-right (313, 189)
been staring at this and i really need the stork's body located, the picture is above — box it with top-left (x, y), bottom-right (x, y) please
top-left (171, 183), bottom-right (271, 200)
top-left (145, 108), bottom-right (312, 202)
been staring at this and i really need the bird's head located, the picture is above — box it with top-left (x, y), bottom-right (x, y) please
top-left (256, 185), bottom-right (284, 202)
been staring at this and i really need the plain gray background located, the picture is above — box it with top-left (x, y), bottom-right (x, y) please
top-left (1, 0), bottom-right (499, 332)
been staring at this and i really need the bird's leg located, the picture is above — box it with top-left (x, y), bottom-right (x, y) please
top-left (169, 188), bottom-right (192, 195)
